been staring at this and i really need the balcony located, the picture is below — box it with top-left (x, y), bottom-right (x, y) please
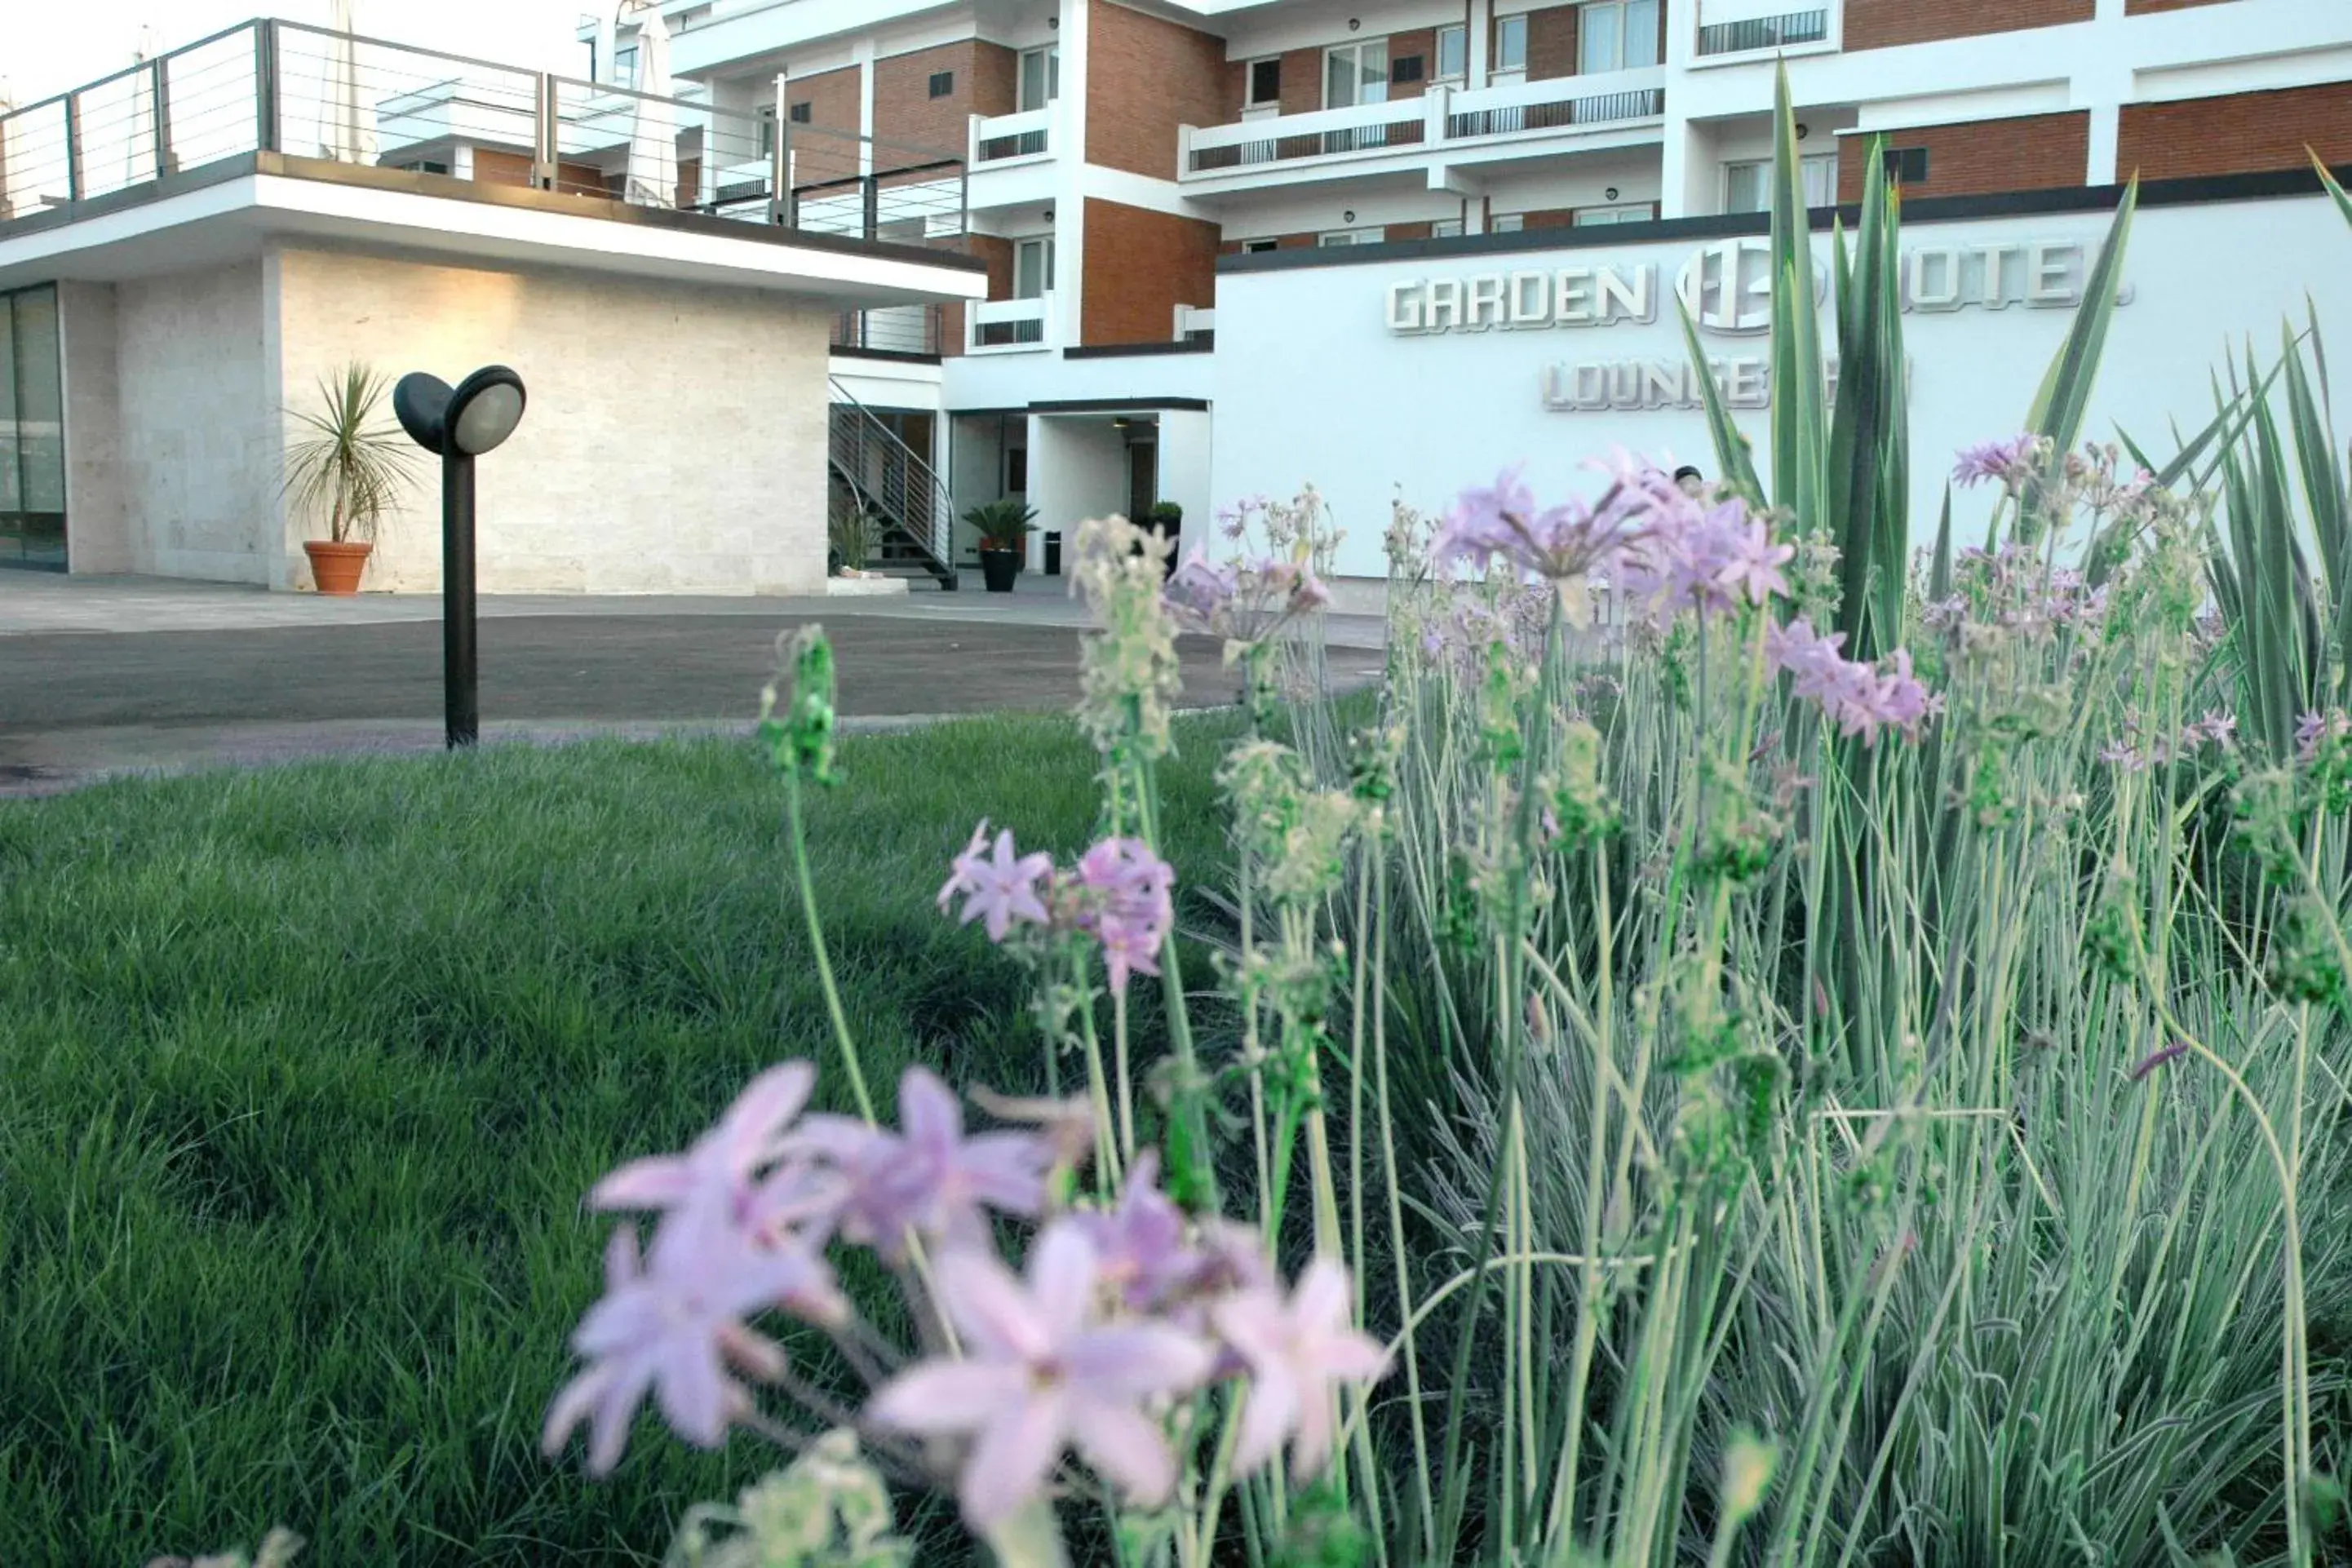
top-left (1696, 8), bottom-right (1832, 57)
top-left (1178, 67), bottom-right (1667, 188)
top-left (970, 108), bottom-right (1051, 166)
top-left (968, 294), bottom-right (1050, 353)
top-left (833, 303), bottom-right (945, 357)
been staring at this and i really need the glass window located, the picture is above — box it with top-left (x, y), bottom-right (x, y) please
top-left (1490, 212), bottom-right (1525, 233)
top-left (1430, 217), bottom-right (1464, 237)
top-left (0, 285), bottom-right (67, 570)
top-left (1436, 24), bottom-right (1468, 80)
top-left (1247, 57), bottom-right (1282, 107)
top-left (1241, 237), bottom-right (1278, 253)
top-left (1015, 237), bottom-right (1055, 298)
top-left (1722, 159), bottom-right (1768, 213)
top-left (1573, 203), bottom-right (1652, 224)
top-left (1324, 40), bottom-right (1389, 109)
top-left (790, 100), bottom-right (813, 123)
top-left (1494, 16), bottom-right (1528, 73)
top-left (1020, 45), bottom-right (1060, 111)
top-left (1803, 152), bottom-right (1837, 206)
top-left (928, 71), bottom-right (955, 99)
top-left (1318, 227), bottom-right (1385, 246)
top-left (613, 45), bottom-right (637, 87)
top-left (1580, 0), bottom-right (1660, 73)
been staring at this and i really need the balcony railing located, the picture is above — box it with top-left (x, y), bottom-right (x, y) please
top-left (970, 107), bottom-right (1050, 166)
top-left (832, 303), bottom-right (944, 357)
top-left (1696, 9), bottom-right (1830, 55)
top-left (1180, 68), bottom-right (1665, 181)
top-left (969, 295), bottom-right (1048, 352)
top-left (0, 16), bottom-right (966, 245)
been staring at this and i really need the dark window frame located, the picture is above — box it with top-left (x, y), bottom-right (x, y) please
top-left (789, 100), bottom-right (813, 123)
top-left (929, 70), bottom-right (955, 99)
top-left (1390, 54), bottom-right (1425, 85)
top-left (1247, 57), bottom-right (1282, 105)
top-left (1882, 145), bottom-right (1929, 184)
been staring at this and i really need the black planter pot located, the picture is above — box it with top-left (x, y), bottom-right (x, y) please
top-left (979, 548), bottom-right (1023, 593)
top-left (1142, 517), bottom-right (1180, 580)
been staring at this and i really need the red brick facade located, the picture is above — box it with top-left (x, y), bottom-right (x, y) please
top-left (1083, 198), bottom-right (1220, 346)
top-left (1089, 0), bottom-right (1228, 179)
top-left (783, 66), bottom-right (860, 136)
top-left (872, 41), bottom-right (1017, 159)
top-left (936, 233), bottom-right (1015, 358)
top-left (1845, 0), bottom-right (2092, 51)
top-left (1836, 112), bottom-right (2090, 202)
top-left (2117, 84), bottom-right (2352, 181)
top-left (1527, 6), bottom-right (1580, 82)
top-left (1387, 28), bottom-right (1437, 99)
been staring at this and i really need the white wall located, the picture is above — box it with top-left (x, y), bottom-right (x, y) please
top-left (1027, 411), bottom-right (1127, 569)
top-left (1158, 406), bottom-right (1214, 559)
top-left (270, 242), bottom-right (835, 594)
top-left (55, 280), bottom-right (130, 575)
top-left (1211, 190), bottom-right (2352, 579)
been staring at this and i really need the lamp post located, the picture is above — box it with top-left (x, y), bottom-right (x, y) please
top-left (392, 365), bottom-right (528, 750)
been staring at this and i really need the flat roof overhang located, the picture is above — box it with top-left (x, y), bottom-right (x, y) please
top-left (0, 152), bottom-right (987, 307)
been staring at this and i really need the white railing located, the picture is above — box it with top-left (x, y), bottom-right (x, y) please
top-left (970, 106), bottom-right (1050, 165)
top-left (1182, 94), bottom-right (1433, 176)
top-left (1442, 65), bottom-right (1668, 141)
top-left (1174, 303), bottom-right (1215, 339)
top-left (969, 294), bottom-right (1049, 352)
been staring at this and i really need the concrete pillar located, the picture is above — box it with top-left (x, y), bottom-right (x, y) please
top-left (54, 281), bottom-right (130, 574)
top-left (1158, 408), bottom-right (1212, 561)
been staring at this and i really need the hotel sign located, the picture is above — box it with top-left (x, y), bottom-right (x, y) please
top-left (1381, 236), bottom-right (2130, 411)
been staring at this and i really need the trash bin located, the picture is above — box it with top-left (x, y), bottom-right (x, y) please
top-left (1044, 531), bottom-right (1063, 576)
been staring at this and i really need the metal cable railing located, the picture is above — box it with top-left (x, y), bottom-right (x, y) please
top-left (1696, 9), bottom-right (1830, 55)
top-left (826, 376), bottom-right (955, 587)
top-left (0, 16), bottom-right (967, 243)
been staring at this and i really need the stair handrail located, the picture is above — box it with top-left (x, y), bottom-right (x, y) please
top-left (827, 376), bottom-right (957, 570)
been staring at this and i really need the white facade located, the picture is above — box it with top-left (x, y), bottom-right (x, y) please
top-left (1212, 187), bottom-right (2352, 578)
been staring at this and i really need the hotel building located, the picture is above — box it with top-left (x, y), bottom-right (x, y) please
top-left (1, 2), bottom-right (2348, 591)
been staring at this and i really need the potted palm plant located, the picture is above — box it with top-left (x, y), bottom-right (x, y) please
top-left (282, 362), bottom-right (419, 596)
top-left (964, 498), bottom-right (1037, 593)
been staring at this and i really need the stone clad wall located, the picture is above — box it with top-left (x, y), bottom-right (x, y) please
top-left (111, 259), bottom-right (279, 584)
top-left (268, 244), bottom-right (834, 595)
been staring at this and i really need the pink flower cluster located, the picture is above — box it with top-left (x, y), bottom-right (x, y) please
top-left (2297, 709), bottom-right (2351, 761)
top-left (1433, 457), bottom-right (1792, 619)
top-left (1952, 434), bottom-right (2048, 493)
top-left (547, 1065), bottom-right (1391, 1538)
top-left (1163, 547), bottom-right (1330, 644)
top-left (1766, 618), bottom-right (1941, 746)
top-left (2097, 710), bottom-right (2239, 773)
top-left (938, 823), bottom-right (1177, 990)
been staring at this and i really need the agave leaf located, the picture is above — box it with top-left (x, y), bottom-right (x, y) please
top-left (1677, 299), bottom-right (1765, 504)
top-left (2027, 179), bottom-right (2139, 459)
top-left (2313, 149), bottom-right (2352, 231)
top-left (1767, 60), bottom-right (1826, 533)
top-left (2279, 314), bottom-right (2347, 612)
top-left (1824, 138), bottom-right (1905, 659)
top-left (1929, 485), bottom-right (1954, 603)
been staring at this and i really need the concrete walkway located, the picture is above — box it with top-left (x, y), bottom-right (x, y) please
top-left (0, 574), bottom-right (1387, 799)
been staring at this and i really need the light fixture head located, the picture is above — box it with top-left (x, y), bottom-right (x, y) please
top-left (1604, 186), bottom-right (1619, 200)
top-left (1349, 16), bottom-right (1360, 29)
top-left (1796, 122), bottom-right (1810, 140)
top-left (393, 372), bottom-right (454, 456)
top-left (396, 365), bottom-right (528, 458)
top-left (1112, 415), bottom-right (1131, 428)
top-left (1343, 209), bottom-right (1355, 222)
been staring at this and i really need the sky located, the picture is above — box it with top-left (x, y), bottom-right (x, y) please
top-left (3, 0), bottom-right (601, 105)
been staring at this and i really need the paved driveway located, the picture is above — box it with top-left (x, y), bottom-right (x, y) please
top-left (0, 595), bottom-right (1384, 797)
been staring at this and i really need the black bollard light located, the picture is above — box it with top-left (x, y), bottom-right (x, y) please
top-left (392, 366), bottom-right (528, 750)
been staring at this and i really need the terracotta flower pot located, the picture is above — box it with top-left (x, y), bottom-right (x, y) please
top-left (304, 539), bottom-right (373, 596)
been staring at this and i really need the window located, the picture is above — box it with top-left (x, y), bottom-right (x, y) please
top-left (1882, 145), bottom-right (1929, 184)
top-left (1572, 202), bottom-right (1652, 225)
top-left (1430, 217), bottom-right (1464, 237)
top-left (790, 100), bottom-right (813, 123)
top-left (1246, 58), bottom-right (1282, 109)
top-left (395, 158), bottom-right (451, 175)
top-left (1490, 212), bottom-right (1525, 233)
top-left (1019, 44), bottom-right (1060, 110)
top-left (1006, 446), bottom-right (1028, 494)
top-left (613, 45), bottom-right (638, 87)
top-left (1240, 237), bottom-right (1279, 253)
top-left (1493, 15), bottom-right (1528, 74)
top-left (759, 106), bottom-right (776, 156)
top-left (1324, 39), bottom-right (1389, 109)
top-left (1435, 24), bottom-right (1468, 81)
top-left (1015, 237), bottom-right (1055, 299)
top-left (1318, 227), bottom-right (1386, 246)
top-left (929, 70), bottom-right (955, 99)
top-left (1729, 153), bottom-right (1836, 210)
top-left (1579, 0), bottom-right (1661, 73)
top-left (1391, 54), bottom-right (1424, 85)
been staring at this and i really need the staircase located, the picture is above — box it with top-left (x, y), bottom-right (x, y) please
top-left (828, 379), bottom-right (958, 590)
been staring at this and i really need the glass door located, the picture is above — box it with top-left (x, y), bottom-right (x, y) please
top-left (0, 284), bottom-right (67, 572)
top-left (1019, 45), bottom-right (1059, 112)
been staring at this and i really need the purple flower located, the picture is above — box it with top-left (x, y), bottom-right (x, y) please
top-left (1618, 496), bottom-right (1787, 617)
top-left (588, 1061), bottom-right (816, 1218)
top-left (795, 1067), bottom-right (1052, 1260)
top-left (1953, 434), bottom-right (2044, 491)
top-left (1433, 463), bottom-right (1651, 582)
top-left (938, 821), bottom-right (1054, 943)
top-left (1210, 1257), bottom-right (1392, 1484)
top-left (1163, 549), bottom-right (1328, 642)
top-left (1163, 549), bottom-right (1240, 633)
top-left (866, 1225), bottom-right (1214, 1532)
top-left (2296, 710), bottom-right (2349, 760)
top-left (1068, 1152), bottom-right (1194, 1313)
top-left (2099, 742), bottom-right (2146, 771)
top-left (543, 1200), bottom-right (838, 1475)
top-left (1767, 619), bottom-right (1938, 746)
top-left (1076, 838), bottom-right (1176, 990)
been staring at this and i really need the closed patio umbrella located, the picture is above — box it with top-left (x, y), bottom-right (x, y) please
top-left (126, 27), bottom-right (157, 188)
top-left (322, 0), bottom-right (378, 165)
top-left (622, 3), bottom-right (675, 206)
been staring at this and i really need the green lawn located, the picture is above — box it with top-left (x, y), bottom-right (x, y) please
top-left (0, 716), bottom-right (1238, 1566)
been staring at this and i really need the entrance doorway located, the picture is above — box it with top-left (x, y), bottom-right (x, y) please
top-left (1126, 432), bottom-right (1157, 523)
top-left (0, 284), bottom-right (67, 571)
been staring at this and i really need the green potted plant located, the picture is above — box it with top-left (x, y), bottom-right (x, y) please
top-left (1144, 499), bottom-right (1183, 580)
top-left (963, 498), bottom-right (1037, 593)
top-left (830, 503), bottom-right (882, 577)
top-left (281, 362), bottom-right (419, 596)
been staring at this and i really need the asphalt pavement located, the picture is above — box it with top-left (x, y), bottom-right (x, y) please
top-left (0, 583), bottom-right (1387, 798)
